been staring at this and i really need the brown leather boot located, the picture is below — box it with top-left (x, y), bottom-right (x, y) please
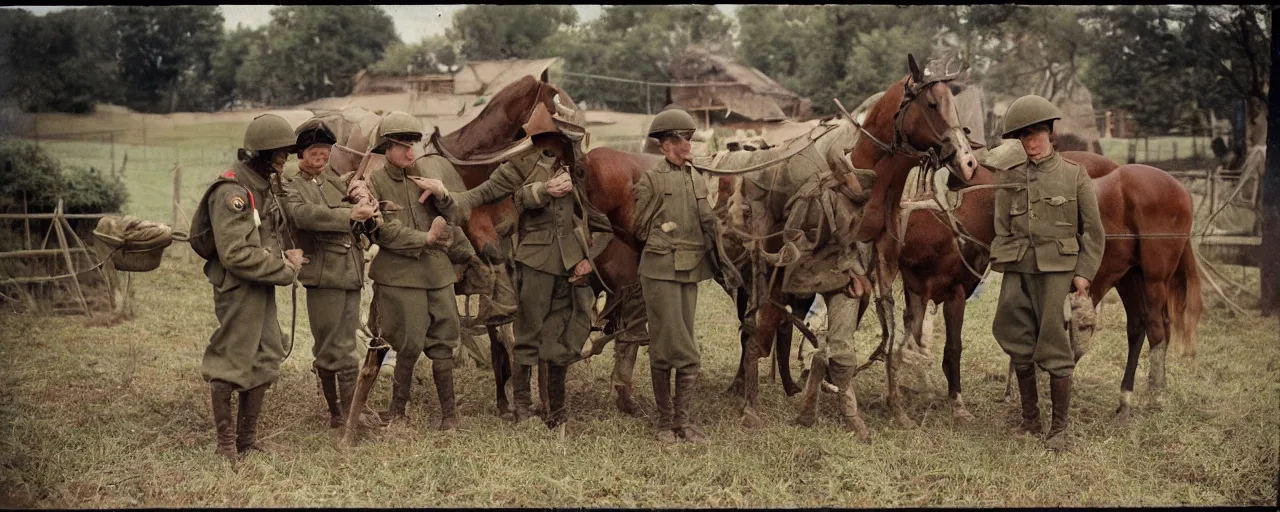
top-left (235, 383), bottom-right (270, 455)
top-left (432, 359), bottom-right (459, 431)
top-left (829, 362), bottom-right (870, 444)
top-left (1045, 375), bottom-right (1072, 452)
top-left (511, 363), bottom-right (535, 424)
top-left (316, 366), bottom-right (344, 428)
top-left (673, 366), bottom-right (707, 444)
top-left (794, 354), bottom-right (827, 427)
top-left (650, 367), bottom-right (677, 443)
top-left (209, 380), bottom-right (237, 463)
top-left (384, 357), bottom-right (415, 423)
top-left (1013, 365), bottom-right (1042, 436)
top-left (545, 364), bottom-right (568, 430)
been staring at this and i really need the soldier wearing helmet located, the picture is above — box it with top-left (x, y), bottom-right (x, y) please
top-left (193, 113), bottom-right (306, 464)
top-left (362, 111), bottom-right (475, 431)
top-left (283, 119), bottom-right (381, 430)
top-left (989, 95), bottom-right (1104, 452)
top-left (631, 107), bottom-right (739, 444)
top-left (414, 103), bottom-right (615, 431)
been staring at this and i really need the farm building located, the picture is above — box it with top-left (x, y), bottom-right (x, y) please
top-left (667, 46), bottom-right (811, 124)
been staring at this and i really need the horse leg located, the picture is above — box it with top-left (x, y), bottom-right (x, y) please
top-left (1114, 271), bottom-right (1148, 424)
top-left (1143, 276), bottom-right (1172, 409)
top-left (877, 259), bottom-right (913, 429)
top-left (487, 325), bottom-right (512, 419)
top-left (611, 341), bottom-right (641, 417)
top-left (728, 286), bottom-right (751, 396)
top-left (742, 280), bottom-right (782, 429)
top-left (941, 291), bottom-right (974, 422)
top-left (778, 294), bottom-right (815, 397)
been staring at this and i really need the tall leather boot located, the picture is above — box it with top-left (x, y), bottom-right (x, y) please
top-left (511, 363), bottom-right (535, 423)
top-left (673, 366), bottom-right (707, 444)
top-left (384, 357), bottom-right (415, 423)
top-left (235, 382), bottom-right (270, 455)
top-left (546, 364), bottom-right (569, 430)
top-left (1012, 365), bottom-right (1042, 436)
top-left (828, 362), bottom-right (870, 444)
top-left (650, 367), bottom-right (677, 443)
top-left (433, 359), bottom-right (459, 431)
top-left (209, 380), bottom-right (238, 462)
top-left (1045, 375), bottom-right (1072, 452)
top-left (316, 366), bottom-right (344, 428)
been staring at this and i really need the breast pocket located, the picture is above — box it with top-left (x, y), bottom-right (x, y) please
top-left (1041, 194), bottom-right (1078, 237)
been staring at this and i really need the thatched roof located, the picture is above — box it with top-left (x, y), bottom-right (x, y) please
top-left (668, 46), bottom-right (810, 121)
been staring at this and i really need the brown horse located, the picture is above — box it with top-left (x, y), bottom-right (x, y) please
top-left (880, 147), bottom-right (1201, 425)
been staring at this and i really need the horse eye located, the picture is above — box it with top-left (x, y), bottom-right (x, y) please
top-left (928, 103), bottom-right (938, 110)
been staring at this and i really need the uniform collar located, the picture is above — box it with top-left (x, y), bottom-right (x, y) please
top-left (383, 161), bottom-right (412, 182)
top-left (1028, 150), bottom-right (1059, 168)
top-left (232, 160), bottom-right (271, 191)
top-left (660, 157), bottom-right (689, 173)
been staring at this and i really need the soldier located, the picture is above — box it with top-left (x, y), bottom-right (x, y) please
top-left (191, 114), bottom-right (305, 463)
top-left (363, 111), bottom-right (474, 431)
top-left (632, 108), bottom-right (739, 443)
top-left (414, 104), bottom-right (614, 430)
top-left (284, 120), bottom-right (379, 429)
top-left (989, 95), bottom-right (1104, 452)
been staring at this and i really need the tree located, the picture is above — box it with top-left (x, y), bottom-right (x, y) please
top-left (369, 35), bottom-right (458, 76)
top-left (210, 24), bottom-right (265, 110)
top-left (544, 5), bottom-right (735, 113)
top-left (0, 7), bottom-right (124, 113)
top-left (112, 6), bottom-right (223, 113)
top-left (450, 5), bottom-right (576, 61)
top-left (239, 6), bottom-right (399, 106)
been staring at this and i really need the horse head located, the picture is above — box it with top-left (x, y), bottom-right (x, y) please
top-left (897, 53), bottom-right (980, 183)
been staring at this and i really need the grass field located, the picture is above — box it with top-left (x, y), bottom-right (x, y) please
top-left (2, 118), bottom-right (1276, 507)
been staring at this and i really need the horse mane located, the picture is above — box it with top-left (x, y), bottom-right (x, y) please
top-left (440, 75), bottom-right (544, 159)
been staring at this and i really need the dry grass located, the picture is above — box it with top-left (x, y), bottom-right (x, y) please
top-left (0, 257), bottom-right (1275, 507)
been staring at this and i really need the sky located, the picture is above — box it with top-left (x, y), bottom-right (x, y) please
top-left (7, 5), bottom-right (740, 43)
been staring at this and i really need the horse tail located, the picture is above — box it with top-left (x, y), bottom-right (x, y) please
top-left (1166, 238), bottom-right (1203, 357)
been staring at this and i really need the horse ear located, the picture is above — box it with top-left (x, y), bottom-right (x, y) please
top-left (908, 53), bottom-right (924, 84)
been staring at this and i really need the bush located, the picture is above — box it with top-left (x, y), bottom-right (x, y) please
top-left (0, 140), bottom-right (129, 250)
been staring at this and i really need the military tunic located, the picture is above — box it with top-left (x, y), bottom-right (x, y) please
top-left (285, 164), bottom-right (370, 373)
top-left (366, 156), bottom-right (476, 362)
top-left (440, 148), bottom-right (614, 366)
top-left (632, 158), bottom-right (721, 371)
top-left (989, 150), bottom-right (1104, 377)
top-left (201, 161), bottom-right (297, 391)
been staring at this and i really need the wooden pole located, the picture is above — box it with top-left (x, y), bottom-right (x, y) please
top-left (110, 132), bottom-right (116, 177)
top-left (171, 163), bottom-right (182, 231)
top-left (22, 192), bottom-right (31, 250)
top-left (51, 200), bottom-right (89, 314)
top-left (60, 214), bottom-right (116, 312)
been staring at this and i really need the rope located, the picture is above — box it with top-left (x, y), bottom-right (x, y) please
top-left (1, 245), bottom-right (121, 286)
top-left (691, 123), bottom-right (838, 177)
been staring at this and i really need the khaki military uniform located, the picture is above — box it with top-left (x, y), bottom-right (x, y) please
top-left (441, 149), bottom-right (613, 367)
top-left (632, 158), bottom-right (721, 371)
top-left (200, 161), bottom-right (297, 391)
top-left (366, 156), bottom-right (476, 362)
top-left (989, 151), bottom-right (1104, 377)
top-left (285, 165), bottom-right (368, 373)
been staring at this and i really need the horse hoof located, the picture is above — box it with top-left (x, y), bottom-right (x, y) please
top-left (725, 381), bottom-right (745, 397)
top-left (742, 411), bottom-right (763, 429)
top-left (952, 408), bottom-right (976, 423)
top-left (892, 412), bottom-right (916, 430)
top-left (783, 384), bottom-right (803, 397)
top-left (793, 414), bottom-right (816, 428)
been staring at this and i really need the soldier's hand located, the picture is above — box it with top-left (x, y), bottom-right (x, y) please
top-left (284, 249), bottom-right (306, 272)
top-left (545, 173), bottom-right (573, 198)
top-left (351, 202), bottom-right (376, 222)
top-left (409, 176), bottom-right (448, 199)
top-left (426, 216), bottom-right (451, 246)
top-left (1072, 276), bottom-right (1090, 298)
top-left (572, 259), bottom-right (593, 278)
top-left (348, 179), bottom-right (371, 202)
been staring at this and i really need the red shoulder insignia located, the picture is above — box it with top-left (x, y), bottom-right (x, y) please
top-left (221, 169), bottom-right (236, 179)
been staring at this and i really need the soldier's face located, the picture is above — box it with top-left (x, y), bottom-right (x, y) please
top-left (271, 150), bottom-right (289, 172)
top-left (1018, 125), bottom-right (1052, 160)
top-left (661, 133), bottom-right (693, 165)
top-left (300, 145), bottom-right (330, 175)
top-left (387, 143), bottom-right (415, 168)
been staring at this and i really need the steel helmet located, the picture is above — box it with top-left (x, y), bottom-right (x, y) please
top-left (243, 114), bottom-right (298, 152)
top-left (648, 108), bottom-right (697, 138)
top-left (378, 111), bottom-right (424, 142)
top-left (1001, 95), bottom-right (1064, 138)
